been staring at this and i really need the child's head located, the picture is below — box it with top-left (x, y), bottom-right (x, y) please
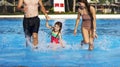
top-left (53, 21), bottom-right (62, 32)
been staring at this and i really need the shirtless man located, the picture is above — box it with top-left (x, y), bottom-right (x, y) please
top-left (17, 0), bottom-right (50, 49)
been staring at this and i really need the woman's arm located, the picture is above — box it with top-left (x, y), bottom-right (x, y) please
top-left (74, 9), bottom-right (81, 35)
top-left (90, 6), bottom-right (96, 32)
top-left (90, 6), bottom-right (97, 38)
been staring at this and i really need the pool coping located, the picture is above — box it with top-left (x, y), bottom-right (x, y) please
top-left (0, 14), bottom-right (120, 19)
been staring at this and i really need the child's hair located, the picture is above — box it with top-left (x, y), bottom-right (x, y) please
top-left (53, 21), bottom-right (62, 37)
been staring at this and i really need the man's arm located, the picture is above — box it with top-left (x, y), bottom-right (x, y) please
top-left (17, 0), bottom-right (24, 11)
top-left (38, 0), bottom-right (49, 18)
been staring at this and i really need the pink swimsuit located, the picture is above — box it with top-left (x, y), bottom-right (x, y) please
top-left (51, 32), bottom-right (59, 44)
top-left (82, 14), bottom-right (92, 30)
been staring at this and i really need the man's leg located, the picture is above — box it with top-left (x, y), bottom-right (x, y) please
top-left (32, 33), bottom-right (38, 49)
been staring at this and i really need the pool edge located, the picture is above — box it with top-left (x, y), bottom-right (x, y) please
top-left (0, 14), bottom-right (120, 19)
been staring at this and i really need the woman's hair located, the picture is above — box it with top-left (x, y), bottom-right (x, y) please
top-left (78, 0), bottom-right (94, 29)
top-left (53, 21), bottom-right (62, 37)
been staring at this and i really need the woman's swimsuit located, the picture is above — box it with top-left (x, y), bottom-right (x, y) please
top-left (51, 32), bottom-right (59, 44)
top-left (78, 6), bottom-right (92, 30)
top-left (82, 14), bottom-right (92, 30)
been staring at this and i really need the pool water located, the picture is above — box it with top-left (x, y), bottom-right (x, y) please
top-left (0, 18), bottom-right (120, 67)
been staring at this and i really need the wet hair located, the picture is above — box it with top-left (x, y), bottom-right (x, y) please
top-left (78, 0), bottom-right (94, 29)
top-left (53, 21), bottom-right (62, 37)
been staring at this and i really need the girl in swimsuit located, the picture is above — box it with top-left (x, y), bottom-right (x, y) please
top-left (46, 20), bottom-right (64, 48)
top-left (74, 0), bottom-right (97, 51)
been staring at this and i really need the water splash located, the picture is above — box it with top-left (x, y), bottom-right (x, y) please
top-left (25, 30), bottom-right (83, 52)
top-left (95, 35), bottom-right (112, 51)
top-left (0, 36), bottom-right (11, 50)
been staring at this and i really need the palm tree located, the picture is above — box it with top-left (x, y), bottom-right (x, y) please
top-left (0, 0), bottom-right (6, 13)
top-left (99, 0), bottom-right (107, 4)
top-left (66, 0), bottom-right (70, 12)
top-left (0, 0), bottom-right (14, 13)
top-left (90, 0), bottom-right (99, 11)
top-left (73, 0), bottom-right (76, 12)
top-left (13, 0), bottom-right (16, 13)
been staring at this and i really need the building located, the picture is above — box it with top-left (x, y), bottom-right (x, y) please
top-left (88, 0), bottom-right (120, 14)
top-left (115, 0), bottom-right (120, 3)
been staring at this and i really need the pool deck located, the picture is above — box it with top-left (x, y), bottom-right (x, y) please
top-left (0, 14), bottom-right (120, 19)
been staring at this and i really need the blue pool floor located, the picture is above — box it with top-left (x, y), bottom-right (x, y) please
top-left (0, 19), bottom-right (120, 67)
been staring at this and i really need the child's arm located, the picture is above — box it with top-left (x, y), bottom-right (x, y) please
top-left (59, 33), bottom-right (65, 48)
top-left (46, 20), bottom-right (52, 29)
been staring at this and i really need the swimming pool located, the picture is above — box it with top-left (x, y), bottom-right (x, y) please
top-left (0, 18), bottom-right (120, 67)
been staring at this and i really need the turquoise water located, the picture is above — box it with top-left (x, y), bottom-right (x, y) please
top-left (0, 18), bottom-right (120, 67)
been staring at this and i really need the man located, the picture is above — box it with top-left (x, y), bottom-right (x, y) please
top-left (17, 0), bottom-right (50, 49)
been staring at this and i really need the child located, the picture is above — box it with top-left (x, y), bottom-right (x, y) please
top-left (46, 20), bottom-right (64, 48)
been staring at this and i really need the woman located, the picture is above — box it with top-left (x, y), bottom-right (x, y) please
top-left (74, 0), bottom-right (97, 50)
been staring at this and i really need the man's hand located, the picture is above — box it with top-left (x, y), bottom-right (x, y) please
top-left (45, 15), bottom-right (50, 20)
top-left (23, 6), bottom-right (28, 13)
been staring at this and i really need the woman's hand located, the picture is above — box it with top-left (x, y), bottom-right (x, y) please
top-left (93, 32), bottom-right (98, 39)
top-left (74, 29), bottom-right (77, 36)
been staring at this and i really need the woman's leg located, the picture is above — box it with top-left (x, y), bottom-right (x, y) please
top-left (81, 27), bottom-right (90, 44)
top-left (89, 30), bottom-right (94, 50)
